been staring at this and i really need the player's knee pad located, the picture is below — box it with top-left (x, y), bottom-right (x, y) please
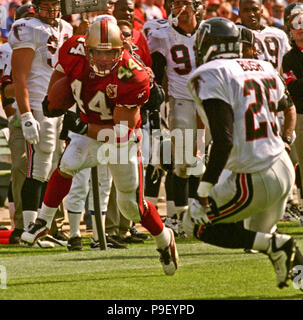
top-left (59, 137), bottom-right (89, 176)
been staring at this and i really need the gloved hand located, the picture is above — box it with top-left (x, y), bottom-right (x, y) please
top-left (189, 199), bottom-right (212, 226)
top-left (59, 110), bottom-right (88, 140)
top-left (182, 199), bottom-right (212, 238)
top-left (20, 112), bottom-right (40, 144)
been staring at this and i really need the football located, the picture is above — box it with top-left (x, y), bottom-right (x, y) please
top-left (48, 76), bottom-right (75, 111)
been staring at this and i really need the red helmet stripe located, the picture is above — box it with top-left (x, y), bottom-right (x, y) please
top-left (101, 19), bottom-right (107, 44)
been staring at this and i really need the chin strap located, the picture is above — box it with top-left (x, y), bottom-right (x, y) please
top-left (171, 5), bottom-right (186, 27)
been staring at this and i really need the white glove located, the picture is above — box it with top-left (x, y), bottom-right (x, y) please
top-left (21, 112), bottom-right (40, 144)
top-left (182, 201), bottom-right (212, 238)
top-left (188, 199), bottom-right (212, 226)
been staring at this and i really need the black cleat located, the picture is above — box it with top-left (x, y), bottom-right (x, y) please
top-left (67, 236), bottom-right (83, 251)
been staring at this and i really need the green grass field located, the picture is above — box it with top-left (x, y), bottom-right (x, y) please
top-left (0, 222), bottom-right (302, 300)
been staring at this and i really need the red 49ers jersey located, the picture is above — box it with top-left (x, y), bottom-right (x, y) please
top-left (56, 35), bottom-right (150, 126)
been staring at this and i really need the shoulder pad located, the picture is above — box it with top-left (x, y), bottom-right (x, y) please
top-left (58, 35), bottom-right (86, 73)
top-left (117, 53), bottom-right (150, 107)
top-left (8, 17), bottom-right (41, 46)
top-left (143, 19), bottom-right (170, 39)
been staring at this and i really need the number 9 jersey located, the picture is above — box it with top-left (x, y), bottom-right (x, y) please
top-left (188, 58), bottom-right (286, 173)
top-left (55, 35), bottom-right (150, 127)
top-left (144, 19), bottom-right (197, 100)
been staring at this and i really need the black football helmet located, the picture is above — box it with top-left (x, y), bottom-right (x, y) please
top-left (15, 3), bottom-right (36, 20)
top-left (194, 17), bottom-right (241, 66)
top-left (237, 26), bottom-right (256, 59)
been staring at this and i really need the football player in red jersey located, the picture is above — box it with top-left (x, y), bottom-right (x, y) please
top-left (21, 20), bottom-right (178, 276)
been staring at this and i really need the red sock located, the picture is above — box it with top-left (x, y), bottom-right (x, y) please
top-left (140, 201), bottom-right (164, 236)
top-left (44, 169), bottom-right (73, 208)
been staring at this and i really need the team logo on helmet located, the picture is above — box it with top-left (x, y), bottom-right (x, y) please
top-left (194, 17), bottom-right (241, 66)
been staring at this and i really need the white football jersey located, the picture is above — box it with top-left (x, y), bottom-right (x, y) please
top-left (8, 17), bottom-right (73, 110)
top-left (0, 42), bottom-right (18, 110)
top-left (251, 26), bottom-right (290, 71)
top-left (188, 58), bottom-right (286, 173)
top-left (0, 42), bottom-right (12, 77)
top-left (144, 19), bottom-right (197, 100)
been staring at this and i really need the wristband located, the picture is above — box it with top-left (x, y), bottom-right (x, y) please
top-left (20, 112), bottom-right (33, 121)
top-left (197, 181), bottom-right (213, 198)
top-left (282, 136), bottom-right (292, 146)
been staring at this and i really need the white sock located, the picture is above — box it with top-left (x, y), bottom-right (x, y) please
top-left (166, 201), bottom-right (175, 218)
top-left (23, 210), bottom-right (38, 231)
top-left (153, 226), bottom-right (171, 250)
top-left (145, 196), bottom-right (158, 207)
top-left (252, 232), bottom-right (291, 252)
top-left (68, 211), bottom-right (82, 238)
top-left (252, 232), bottom-right (272, 251)
top-left (38, 203), bottom-right (58, 229)
top-left (91, 212), bottom-right (106, 241)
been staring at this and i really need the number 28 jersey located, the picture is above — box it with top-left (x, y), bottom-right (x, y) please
top-left (56, 35), bottom-right (150, 126)
top-left (188, 58), bottom-right (286, 173)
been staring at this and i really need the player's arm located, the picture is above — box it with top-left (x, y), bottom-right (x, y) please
top-left (11, 47), bottom-right (41, 144)
top-left (197, 98), bottom-right (234, 207)
top-left (278, 89), bottom-right (296, 153)
top-left (11, 48), bottom-right (34, 115)
top-left (282, 105), bottom-right (296, 153)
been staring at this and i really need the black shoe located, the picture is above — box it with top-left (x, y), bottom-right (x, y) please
top-left (107, 235), bottom-right (128, 249)
top-left (90, 238), bottom-right (100, 250)
top-left (130, 226), bottom-right (150, 241)
top-left (52, 229), bottom-right (69, 242)
top-left (9, 228), bottom-right (24, 244)
top-left (67, 236), bottom-right (83, 251)
top-left (120, 234), bottom-right (144, 244)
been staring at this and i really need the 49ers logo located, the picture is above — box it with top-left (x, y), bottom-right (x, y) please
top-left (106, 84), bottom-right (118, 99)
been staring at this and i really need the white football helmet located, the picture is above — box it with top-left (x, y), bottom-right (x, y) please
top-left (85, 20), bottom-right (123, 77)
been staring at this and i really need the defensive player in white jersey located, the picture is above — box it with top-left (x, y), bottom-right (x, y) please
top-left (238, 0), bottom-right (290, 72)
top-left (8, 0), bottom-right (73, 232)
top-left (144, 0), bottom-right (207, 237)
top-left (183, 17), bottom-right (303, 289)
top-left (0, 40), bottom-right (23, 234)
top-left (238, 0), bottom-right (301, 222)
